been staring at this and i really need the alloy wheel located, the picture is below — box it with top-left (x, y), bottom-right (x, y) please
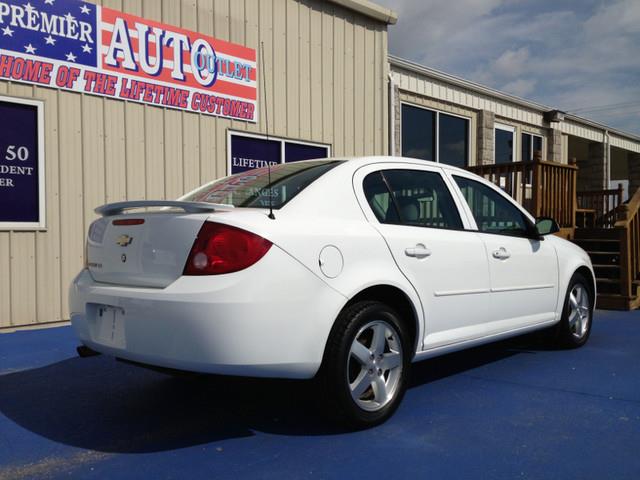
top-left (568, 284), bottom-right (590, 339)
top-left (347, 320), bottom-right (403, 412)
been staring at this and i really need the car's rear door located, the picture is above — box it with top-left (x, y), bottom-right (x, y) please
top-left (354, 163), bottom-right (491, 350)
top-left (449, 172), bottom-right (559, 333)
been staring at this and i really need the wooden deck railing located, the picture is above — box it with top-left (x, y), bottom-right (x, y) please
top-left (577, 183), bottom-right (625, 228)
top-left (615, 187), bottom-right (640, 301)
top-left (467, 151), bottom-right (578, 229)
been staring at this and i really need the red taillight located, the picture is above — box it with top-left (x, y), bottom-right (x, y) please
top-left (183, 222), bottom-right (272, 275)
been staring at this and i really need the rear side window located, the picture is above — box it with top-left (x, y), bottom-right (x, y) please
top-left (363, 169), bottom-right (463, 230)
top-left (454, 175), bottom-right (531, 237)
top-left (182, 160), bottom-right (342, 209)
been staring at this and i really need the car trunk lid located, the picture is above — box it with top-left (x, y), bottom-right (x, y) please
top-left (87, 201), bottom-right (231, 288)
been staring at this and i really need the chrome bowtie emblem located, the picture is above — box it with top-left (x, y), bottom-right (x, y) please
top-left (116, 235), bottom-right (133, 247)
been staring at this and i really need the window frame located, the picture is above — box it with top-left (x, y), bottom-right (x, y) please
top-left (446, 170), bottom-right (539, 240)
top-left (494, 123), bottom-right (516, 164)
top-left (0, 95), bottom-right (46, 231)
top-left (521, 132), bottom-right (543, 162)
top-left (354, 162), bottom-right (474, 233)
top-left (226, 130), bottom-right (331, 176)
top-left (399, 102), bottom-right (471, 167)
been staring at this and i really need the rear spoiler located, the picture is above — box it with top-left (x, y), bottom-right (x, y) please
top-left (95, 200), bottom-right (234, 217)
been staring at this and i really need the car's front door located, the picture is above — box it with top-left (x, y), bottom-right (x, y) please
top-left (450, 173), bottom-right (559, 333)
top-left (355, 164), bottom-right (492, 350)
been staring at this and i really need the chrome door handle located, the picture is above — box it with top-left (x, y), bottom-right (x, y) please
top-left (405, 244), bottom-right (431, 259)
top-left (492, 247), bottom-right (511, 260)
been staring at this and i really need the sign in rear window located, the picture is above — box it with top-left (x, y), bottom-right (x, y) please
top-left (230, 135), bottom-right (281, 175)
top-left (228, 132), bottom-right (330, 175)
top-left (0, 97), bottom-right (45, 229)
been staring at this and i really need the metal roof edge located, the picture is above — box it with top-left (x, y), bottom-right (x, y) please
top-left (329, 0), bottom-right (398, 25)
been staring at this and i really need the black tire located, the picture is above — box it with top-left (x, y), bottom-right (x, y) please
top-left (551, 272), bottom-right (594, 348)
top-left (318, 301), bottom-right (412, 429)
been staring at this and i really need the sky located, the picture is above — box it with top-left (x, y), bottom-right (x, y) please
top-left (375, 0), bottom-right (640, 135)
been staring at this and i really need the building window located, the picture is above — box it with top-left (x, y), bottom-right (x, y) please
top-left (521, 133), bottom-right (543, 162)
top-left (228, 131), bottom-right (330, 175)
top-left (401, 104), bottom-right (435, 161)
top-left (401, 104), bottom-right (470, 167)
top-left (495, 124), bottom-right (515, 164)
top-left (0, 96), bottom-right (46, 231)
top-left (439, 113), bottom-right (469, 168)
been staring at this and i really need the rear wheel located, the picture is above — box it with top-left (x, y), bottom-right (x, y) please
top-left (552, 273), bottom-right (593, 348)
top-left (319, 301), bottom-right (411, 428)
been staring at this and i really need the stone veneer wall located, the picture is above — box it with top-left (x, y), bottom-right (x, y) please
top-left (578, 141), bottom-right (609, 191)
top-left (547, 128), bottom-right (563, 163)
top-left (477, 110), bottom-right (495, 165)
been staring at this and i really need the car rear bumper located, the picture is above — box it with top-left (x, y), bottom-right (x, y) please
top-left (69, 247), bottom-right (346, 379)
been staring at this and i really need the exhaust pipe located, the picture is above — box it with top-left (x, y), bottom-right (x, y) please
top-left (76, 345), bottom-right (101, 358)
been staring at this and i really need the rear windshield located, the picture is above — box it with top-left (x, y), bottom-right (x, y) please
top-left (181, 160), bottom-right (343, 209)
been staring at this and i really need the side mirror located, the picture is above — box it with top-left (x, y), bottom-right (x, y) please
top-left (535, 217), bottom-right (560, 236)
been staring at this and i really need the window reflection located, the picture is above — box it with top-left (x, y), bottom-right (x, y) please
top-left (439, 113), bottom-right (468, 168)
top-left (401, 104), bottom-right (435, 161)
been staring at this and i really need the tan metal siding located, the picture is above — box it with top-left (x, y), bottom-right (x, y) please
top-left (610, 136), bottom-right (640, 154)
top-left (392, 68), bottom-right (546, 129)
top-left (558, 120), bottom-right (605, 143)
top-left (0, 0), bottom-right (389, 328)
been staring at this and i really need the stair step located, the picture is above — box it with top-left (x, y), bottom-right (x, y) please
top-left (593, 264), bottom-right (620, 279)
top-left (574, 228), bottom-right (619, 240)
top-left (596, 293), bottom-right (636, 310)
top-left (573, 238), bottom-right (620, 253)
top-left (574, 238), bottom-right (619, 243)
top-left (595, 277), bottom-right (621, 294)
top-left (596, 278), bottom-right (618, 283)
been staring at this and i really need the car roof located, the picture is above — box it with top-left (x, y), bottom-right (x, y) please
top-left (297, 156), bottom-right (470, 176)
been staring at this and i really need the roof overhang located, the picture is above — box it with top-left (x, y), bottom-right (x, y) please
top-left (329, 0), bottom-right (398, 25)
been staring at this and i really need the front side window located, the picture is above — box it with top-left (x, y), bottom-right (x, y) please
top-left (454, 175), bottom-right (531, 237)
top-left (363, 169), bottom-right (463, 230)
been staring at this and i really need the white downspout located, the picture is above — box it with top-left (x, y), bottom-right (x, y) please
top-left (388, 72), bottom-right (396, 156)
top-left (604, 129), bottom-right (611, 190)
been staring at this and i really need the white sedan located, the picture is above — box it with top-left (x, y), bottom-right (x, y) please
top-left (70, 157), bottom-right (595, 427)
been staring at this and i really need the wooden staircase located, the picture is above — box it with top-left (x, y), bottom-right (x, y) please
top-left (571, 185), bottom-right (640, 310)
top-left (572, 228), bottom-right (637, 309)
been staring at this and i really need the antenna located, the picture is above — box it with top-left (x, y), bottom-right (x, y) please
top-left (261, 41), bottom-right (276, 220)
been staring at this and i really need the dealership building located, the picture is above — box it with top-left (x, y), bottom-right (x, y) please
top-left (1, 0), bottom-right (640, 329)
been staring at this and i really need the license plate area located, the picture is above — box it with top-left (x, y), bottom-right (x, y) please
top-left (91, 304), bottom-right (126, 348)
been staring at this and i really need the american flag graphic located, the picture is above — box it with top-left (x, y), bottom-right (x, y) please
top-left (0, 0), bottom-right (98, 67)
top-left (0, 0), bottom-right (257, 121)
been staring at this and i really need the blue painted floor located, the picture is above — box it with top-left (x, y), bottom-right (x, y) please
top-left (1, 311), bottom-right (639, 479)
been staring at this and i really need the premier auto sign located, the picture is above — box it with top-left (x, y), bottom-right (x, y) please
top-left (0, 0), bottom-right (257, 121)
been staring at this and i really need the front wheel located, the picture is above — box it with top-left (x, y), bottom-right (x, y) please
top-left (552, 273), bottom-right (593, 348)
top-left (318, 301), bottom-right (411, 428)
